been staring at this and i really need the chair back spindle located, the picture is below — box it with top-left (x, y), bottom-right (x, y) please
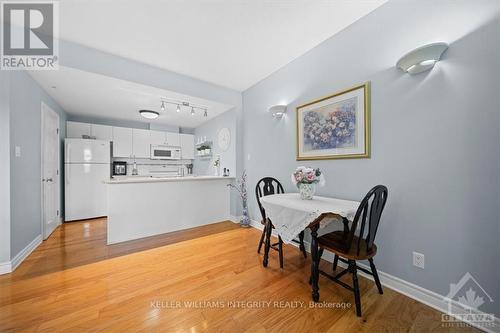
top-left (349, 185), bottom-right (388, 255)
top-left (255, 177), bottom-right (285, 221)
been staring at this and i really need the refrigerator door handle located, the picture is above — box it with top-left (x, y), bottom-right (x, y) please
top-left (66, 142), bottom-right (71, 163)
top-left (66, 164), bottom-right (70, 185)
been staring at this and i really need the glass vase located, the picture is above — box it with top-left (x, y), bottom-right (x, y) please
top-left (299, 183), bottom-right (316, 200)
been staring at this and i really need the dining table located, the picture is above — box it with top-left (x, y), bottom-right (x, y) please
top-left (260, 193), bottom-right (360, 302)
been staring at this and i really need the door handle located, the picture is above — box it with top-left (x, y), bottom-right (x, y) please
top-left (46, 178), bottom-right (53, 182)
top-left (66, 164), bottom-right (70, 185)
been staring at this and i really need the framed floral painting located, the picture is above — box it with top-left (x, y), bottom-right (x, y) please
top-left (296, 82), bottom-right (370, 160)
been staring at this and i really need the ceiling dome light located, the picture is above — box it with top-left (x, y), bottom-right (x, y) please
top-left (139, 110), bottom-right (159, 119)
top-left (160, 101), bottom-right (165, 111)
top-left (397, 42), bottom-right (448, 75)
top-left (176, 104), bottom-right (181, 113)
top-left (191, 107), bottom-right (195, 115)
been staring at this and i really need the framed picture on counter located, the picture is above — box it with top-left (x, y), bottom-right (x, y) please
top-left (296, 82), bottom-right (370, 160)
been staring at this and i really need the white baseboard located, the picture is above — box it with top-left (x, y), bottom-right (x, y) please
top-left (247, 219), bottom-right (499, 333)
top-left (229, 215), bottom-right (241, 224)
top-left (0, 235), bottom-right (42, 275)
top-left (0, 261), bottom-right (11, 275)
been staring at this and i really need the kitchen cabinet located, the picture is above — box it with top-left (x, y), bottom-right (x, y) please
top-left (67, 121), bottom-right (91, 138)
top-left (150, 130), bottom-right (180, 146)
top-left (132, 129), bottom-right (151, 158)
top-left (67, 122), bottom-right (113, 141)
top-left (166, 132), bottom-right (180, 146)
top-left (112, 127), bottom-right (133, 158)
top-left (91, 124), bottom-right (113, 141)
top-left (150, 130), bottom-right (166, 145)
top-left (179, 134), bottom-right (194, 159)
top-left (68, 121), bottom-right (184, 160)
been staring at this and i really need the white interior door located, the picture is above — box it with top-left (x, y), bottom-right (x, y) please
top-left (41, 103), bottom-right (61, 240)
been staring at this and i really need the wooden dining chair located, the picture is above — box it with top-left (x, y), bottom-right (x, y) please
top-left (255, 177), bottom-right (307, 268)
top-left (317, 185), bottom-right (388, 317)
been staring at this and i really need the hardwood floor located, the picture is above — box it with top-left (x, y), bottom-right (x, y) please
top-left (0, 219), bottom-right (478, 332)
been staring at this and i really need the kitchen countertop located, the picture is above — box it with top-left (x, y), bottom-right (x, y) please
top-left (106, 175), bottom-right (235, 184)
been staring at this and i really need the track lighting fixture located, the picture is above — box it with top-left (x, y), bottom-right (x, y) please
top-left (159, 98), bottom-right (208, 117)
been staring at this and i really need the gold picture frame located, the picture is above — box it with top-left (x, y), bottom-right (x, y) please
top-left (296, 82), bottom-right (371, 160)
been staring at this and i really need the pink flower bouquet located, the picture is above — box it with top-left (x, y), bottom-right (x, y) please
top-left (291, 166), bottom-right (325, 187)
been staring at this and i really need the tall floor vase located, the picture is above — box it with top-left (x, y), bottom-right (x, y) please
top-left (240, 200), bottom-right (251, 227)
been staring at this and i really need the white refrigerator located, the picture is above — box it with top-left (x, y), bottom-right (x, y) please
top-left (65, 139), bottom-right (111, 221)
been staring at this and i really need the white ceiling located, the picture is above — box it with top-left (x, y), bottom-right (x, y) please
top-left (29, 66), bottom-right (234, 128)
top-left (59, 0), bottom-right (387, 91)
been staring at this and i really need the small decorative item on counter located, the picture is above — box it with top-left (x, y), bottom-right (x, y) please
top-left (213, 155), bottom-right (220, 176)
top-left (291, 166), bottom-right (325, 200)
top-left (132, 158), bottom-right (138, 176)
top-left (223, 168), bottom-right (230, 177)
top-left (227, 170), bottom-right (250, 227)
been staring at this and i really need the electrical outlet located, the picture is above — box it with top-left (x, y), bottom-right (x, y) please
top-left (413, 252), bottom-right (425, 269)
top-left (15, 146), bottom-right (21, 157)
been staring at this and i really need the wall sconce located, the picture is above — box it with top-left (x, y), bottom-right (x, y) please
top-left (397, 42), bottom-right (448, 74)
top-left (269, 105), bottom-right (287, 119)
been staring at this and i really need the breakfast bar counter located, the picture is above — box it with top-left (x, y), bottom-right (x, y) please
top-left (106, 176), bottom-right (234, 244)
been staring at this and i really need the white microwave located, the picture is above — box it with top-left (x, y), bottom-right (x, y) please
top-left (150, 145), bottom-right (181, 160)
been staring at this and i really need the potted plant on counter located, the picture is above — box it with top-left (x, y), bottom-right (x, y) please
top-left (228, 170), bottom-right (250, 227)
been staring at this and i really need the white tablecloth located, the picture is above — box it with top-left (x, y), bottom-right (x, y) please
top-left (260, 193), bottom-right (360, 243)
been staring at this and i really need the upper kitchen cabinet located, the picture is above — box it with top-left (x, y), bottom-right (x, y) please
top-left (166, 132), bottom-right (180, 146)
top-left (150, 130), bottom-right (180, 146)
top-left (180, 134), bottom-right (194, 159)
top-left (67, 122), bottom-right (113, 141)
top-left (132, 129), bottom-right (151, 158)
top-left (67, 121), bottom-right (91, 138)
top-left (91, 124), bottom-right (113, 141)
top-left (112, 127), bottom-right (133, 158)
top-left (150, 130), bottom-right (166, 145)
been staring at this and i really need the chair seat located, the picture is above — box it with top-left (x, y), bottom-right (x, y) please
top-left (318, 231), bottom-right (377, 260)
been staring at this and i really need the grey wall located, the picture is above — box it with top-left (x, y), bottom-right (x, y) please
top-left (194, 109), bottom-right (238, 216)
top-left (0, 72), bottom-right (11, 263)
top-left (242, 0), bottom-right (500, 316)
top-left (9, 71), bottom-right (67, 259)
top-left (194, 109), bottom-right (236, 177)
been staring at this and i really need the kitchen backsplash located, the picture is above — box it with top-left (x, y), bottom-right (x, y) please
top-left (113, 157), bottom-right (193, 176)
